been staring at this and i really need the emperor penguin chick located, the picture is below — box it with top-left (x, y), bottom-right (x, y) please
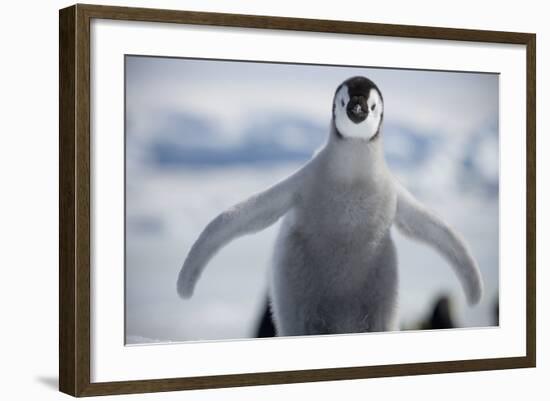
top-left (177, 76), bottom-right (483, 336)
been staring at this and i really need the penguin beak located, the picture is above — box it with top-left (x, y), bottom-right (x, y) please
top-left (347, 96), bottom-right (368, 123)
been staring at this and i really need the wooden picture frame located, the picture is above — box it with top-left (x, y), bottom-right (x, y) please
top-left (59, 3), bottom-right (536, 397)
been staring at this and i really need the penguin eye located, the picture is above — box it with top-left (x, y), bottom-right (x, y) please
top-left (371, 104), bottom-right (376, 111)
top-left (341, 99), bottom-right (345, 107)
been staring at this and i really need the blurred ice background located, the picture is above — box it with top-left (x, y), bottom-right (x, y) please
top-left (124, 56), bottom-right (499, 344)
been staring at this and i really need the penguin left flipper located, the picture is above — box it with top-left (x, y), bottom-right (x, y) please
top-left (393, 182), bottom-right (484, 305)
top-left (176, 166), bottom-right (307, 299)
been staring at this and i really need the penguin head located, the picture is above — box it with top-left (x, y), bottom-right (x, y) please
top-left (332, 76), bottom-right (384, 141)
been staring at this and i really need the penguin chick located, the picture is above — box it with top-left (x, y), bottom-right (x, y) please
top-left (177, 76), bottom-right (483, 336)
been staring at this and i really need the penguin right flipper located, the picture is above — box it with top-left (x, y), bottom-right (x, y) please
top-left (393, 183), bottom-right (483, 305)
top-left (176, 166), bottom-right (306, 299)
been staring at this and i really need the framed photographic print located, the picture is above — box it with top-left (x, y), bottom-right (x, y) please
top-left (59, 4), bottom-right (536, 397)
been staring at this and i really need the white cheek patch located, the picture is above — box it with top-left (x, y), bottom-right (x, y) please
top-left (335, 85), bottom-right (349, 112)
top-left (334, 87), bottom-right (383, 140)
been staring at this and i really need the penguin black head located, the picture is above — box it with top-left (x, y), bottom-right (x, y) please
top-left (332, 76), bottom-right (384, 141)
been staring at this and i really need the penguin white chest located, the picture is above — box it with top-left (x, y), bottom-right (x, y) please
top-left (270, 177), bottom-right (399, 335)
top-left (300, 177), bottom-right (396, 252)
top-left (272, 175), bottom-right (397, 297)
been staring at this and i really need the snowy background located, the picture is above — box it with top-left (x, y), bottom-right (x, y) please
top-left (124, 56), bottom-right (499, 344)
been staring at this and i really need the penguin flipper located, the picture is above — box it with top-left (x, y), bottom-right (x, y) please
top-left (176, 168), bottom-right (304, 299)
top-left (393, 183), bottom-right (483, 305)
